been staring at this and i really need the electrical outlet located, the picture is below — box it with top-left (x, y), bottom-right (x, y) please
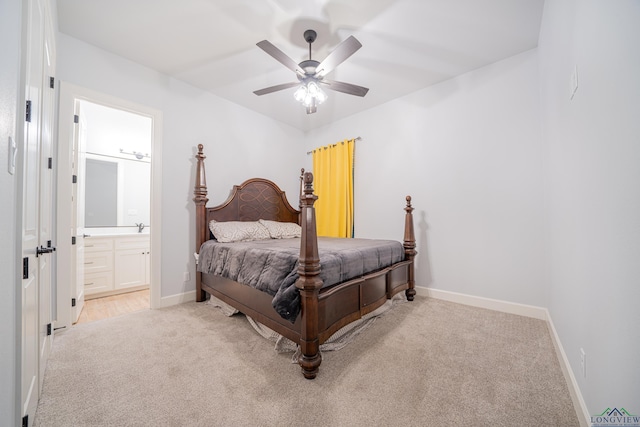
top-left (580, 348), bottom-right (586, 378)
top-left (183, 272), bottom-right (190, 282)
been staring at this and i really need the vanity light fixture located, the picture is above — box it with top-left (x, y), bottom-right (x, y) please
top-left (120, 148), bottom-right (150, 160)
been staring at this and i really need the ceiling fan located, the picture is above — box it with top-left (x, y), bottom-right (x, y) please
top-left (253, 29), bottom-right (369, 114)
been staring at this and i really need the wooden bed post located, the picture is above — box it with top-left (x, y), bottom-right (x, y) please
top-left (403, 196), bottom-right (417, 301)
top-left (295, 172), bottom-right (323, 379)
top-left (193, 144), bottom-right (209, 302)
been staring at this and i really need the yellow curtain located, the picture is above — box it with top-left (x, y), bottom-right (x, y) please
top-left (312, 139), bottom-right (355, 237)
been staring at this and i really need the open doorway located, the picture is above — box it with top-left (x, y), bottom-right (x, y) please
top-left (56, 83), bottom-right (162, 330)
top-left (75, 100), bottom-right (152, 323)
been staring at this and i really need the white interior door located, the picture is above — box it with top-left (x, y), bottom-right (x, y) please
top-left (55, 85), bottom-right (88, 331)
top-left (72, 108), bottom-right (87, 322)
top-left (37, 10), bottom-right (56, 393)
top-left (21, 0), bottom-right (44, 424)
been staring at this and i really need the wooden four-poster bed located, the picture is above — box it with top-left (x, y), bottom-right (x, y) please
top-left (193, 144), bottom-right (416, 379)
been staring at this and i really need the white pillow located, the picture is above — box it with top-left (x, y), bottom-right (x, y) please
top-left (209, 220), bottom-right (270, 243)
top-left (258, 219), bottom-right (301, 239)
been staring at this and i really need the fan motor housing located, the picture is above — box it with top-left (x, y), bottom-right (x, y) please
top-left (298, 59), bottom-right (320, 76)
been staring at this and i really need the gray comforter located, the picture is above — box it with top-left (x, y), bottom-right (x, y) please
top-left (197, 237), bottom-right (404, 322)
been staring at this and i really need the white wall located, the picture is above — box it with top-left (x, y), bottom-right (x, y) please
top-left (0, 0), bottom-right (22, 423)
top-left (306, 50), bottom-right (547, 308)
top-left (539, 0), bottom-right (640, 415)
top-left (56, 34), bottom-right (306, 300)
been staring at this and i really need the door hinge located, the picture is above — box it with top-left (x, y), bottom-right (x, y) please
top-left (22, 415), bottom-right (28, 427)
top-left (47, 323), bottom-right (52, 336)
top-left (23, 257), bottom-right (28, 279)
top-left (72, 175), bottom-right (77, 184)
top-left (73, 114), bottom-right (79, 124)
top-left (26, 100), bottom-right (32, 122)
top-left (71, 236), bottom-right (76, 245)
top-left (47, 240), bottom-right (52, 248)
top-left (48, 157), bottom-right (53, 169)
top-left (71, 298), bottom-right (76, 307)
top-left (50, 76), bottom-right (55, 89)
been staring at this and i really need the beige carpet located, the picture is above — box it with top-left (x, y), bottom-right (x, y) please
top-left (34, 295), bottom-right (579, 426)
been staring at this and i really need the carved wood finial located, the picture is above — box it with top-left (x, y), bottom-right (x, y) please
top-left (405, 195), bottom-right (413, 213)
top-left (299, 172), bottom-right (318, 208)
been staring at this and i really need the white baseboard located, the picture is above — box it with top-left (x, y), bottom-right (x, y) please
top-left (159, 290), bottom-right (196, 308)
top-left (545, 312), bottom-right (590, 427)
top-left (418, 285), bottom-right (589, 426)
top-left (418, 286), bottom-right (547, 320)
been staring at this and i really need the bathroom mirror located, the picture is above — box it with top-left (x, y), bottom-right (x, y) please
top-left (84, 155), bottom-right (150, 227)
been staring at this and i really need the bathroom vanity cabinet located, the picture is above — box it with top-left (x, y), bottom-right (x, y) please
top-left (84, 234), bottom-right (150, 298)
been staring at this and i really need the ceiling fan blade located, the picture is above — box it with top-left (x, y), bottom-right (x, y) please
top-left (253, 81), bottom-right (300, 96)
top-left (315, 36), bottom-right (362, 77)
top-left (321, 80), bottom-right (369, 97)
top-left (256, 40), bottom-right (305, 75)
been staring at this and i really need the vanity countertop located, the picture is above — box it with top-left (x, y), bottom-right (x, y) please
top-left (84, 228), bottom-right (149, 237)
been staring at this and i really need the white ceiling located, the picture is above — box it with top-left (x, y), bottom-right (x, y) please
top-left (56, 0), bottom-right (545, 132)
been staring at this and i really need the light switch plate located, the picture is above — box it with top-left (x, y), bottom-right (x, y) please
top-left (8, 136), bottom-right (16, 175)
top-left (570, 65), bottom-right (579, 100)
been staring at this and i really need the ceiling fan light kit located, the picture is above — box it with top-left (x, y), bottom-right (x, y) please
top-left (254, 29), bottom-right (369, 114)
top-left (294, 81), bottom-right (327, 114)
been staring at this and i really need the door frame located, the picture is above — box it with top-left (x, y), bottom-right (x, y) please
top-left (55, 83), bottom-right (162, 330)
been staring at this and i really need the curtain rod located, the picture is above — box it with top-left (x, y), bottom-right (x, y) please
top-left (306, 136), bottom-right (361, 155)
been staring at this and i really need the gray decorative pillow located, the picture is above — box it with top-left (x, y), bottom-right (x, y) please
top-left (209, 220), bottom-right (270, 243)
top-left (259, 219), bottom-right (302, 239)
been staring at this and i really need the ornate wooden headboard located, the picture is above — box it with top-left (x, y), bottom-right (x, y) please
top-left (193, 144), bottom-right (301, 246)
top-left (206, 178), bottom-right (300, 225)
